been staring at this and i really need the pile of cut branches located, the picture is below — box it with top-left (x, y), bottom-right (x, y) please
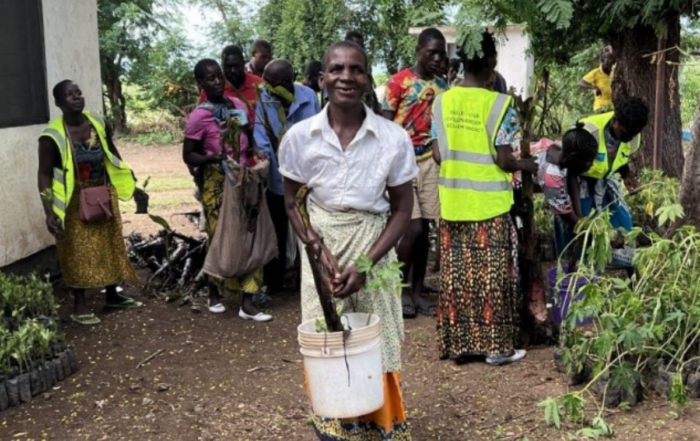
top-left (127, 215), bottom-right (207, 307)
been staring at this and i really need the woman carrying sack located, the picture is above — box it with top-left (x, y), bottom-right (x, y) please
top-left (183, 58), bottom-right (272, 322)
top-left (37, 80), bottom-right (141, 326)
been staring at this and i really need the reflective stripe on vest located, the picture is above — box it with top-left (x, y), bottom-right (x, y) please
top-left (43, 128), bottom-right (66, 157)
top-left (53, 168), bottom-right (65, 185)
top-left (486, 93), bottom-right (511, 153)
top-left (40, 111), bottom-right (135, 226)
top-left (628, 135), bottom-right (640, 154)
top-left (434, 88), bottom-right (514, 222)
top-left (439, 177), bottom-right (513, 192)
top-left (90, 112), bottom-right (105, 128)
top-left (583, 122), bottom-right (599, 144)
top-left (580, 112), bottom-right (641, 179)
top-left (52, 196), bottom-right (66, 212)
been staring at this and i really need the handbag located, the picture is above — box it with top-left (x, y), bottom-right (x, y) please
top-left (66, 123), bottom-right (113, 223)
top-left (79, 185), bottom-right (113, 222)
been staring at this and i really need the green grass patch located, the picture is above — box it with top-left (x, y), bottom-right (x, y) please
top-left (145, 177), bottom-right (194, 193)
top-left (121, 131), bottom-right (183, 146)
top-left (121, 193), bottom-right (197, 214)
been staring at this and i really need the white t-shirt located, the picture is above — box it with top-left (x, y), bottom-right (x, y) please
top-left (278, 105), bottom-right (418, 213)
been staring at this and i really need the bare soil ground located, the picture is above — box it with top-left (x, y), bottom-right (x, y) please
top-left (2, 142), bottom-right (699, 441)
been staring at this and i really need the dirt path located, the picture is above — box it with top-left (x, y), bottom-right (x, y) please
top-left (2, 143), bottom-right (698, 441)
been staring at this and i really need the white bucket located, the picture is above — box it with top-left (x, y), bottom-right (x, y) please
top-left (298, 313), bottom-right (384, 418)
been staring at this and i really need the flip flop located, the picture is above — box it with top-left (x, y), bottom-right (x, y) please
top-left (70, 313), bottom-right (101, 326)
top-left (105, 297), bottom-right (144, 309)
top-left (416, 298), bottom-right (438, 317)
top-left (402, 294), bottom-right (417, 319)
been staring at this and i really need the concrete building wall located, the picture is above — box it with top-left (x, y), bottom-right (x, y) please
top-left (410, 25), bottom-right (535, 97)
top-left (0, 0), bottom-right (101, 267)
top-left (494, 27), bottom-right (535, 98)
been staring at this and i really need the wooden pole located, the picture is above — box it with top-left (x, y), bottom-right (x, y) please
top-left (653, 37), bottom-right (666, 170)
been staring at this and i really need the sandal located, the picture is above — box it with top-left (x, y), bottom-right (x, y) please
top-left (70, 313), bottom-right (101, 326)
top-left (105, 297), bottom-right (144, 309)
top-left (415, 298), bottom-right (438, 317)
top-left (401, 294), bottom-right (417, 319)
top-left (486, 349), bottom-right (527, 366)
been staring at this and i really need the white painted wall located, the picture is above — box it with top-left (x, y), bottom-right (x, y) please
top-left (410, 26), bottom-right (535, 98)
top-left (494, 27), bottom-right (535, 98)
top-left (0, 0), bottom-right (101, 267)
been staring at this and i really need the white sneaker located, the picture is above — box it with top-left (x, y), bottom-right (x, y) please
top-left (486, 349), bottom-right (527, 366)
top-left (208, 301), bottom-right (226, 314)
top-left (238, 308), bottom-right (273, 322)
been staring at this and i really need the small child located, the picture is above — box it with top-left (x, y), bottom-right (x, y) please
top-left (532, 124), bottom-right (598, 259)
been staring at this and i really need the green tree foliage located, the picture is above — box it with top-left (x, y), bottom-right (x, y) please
top-left (257, 0), bottom-right (352, 71)
top-left (453, 0), bottom-right (700, 178)
top-left (255, 0), bottom-right (447, 75)
top-left (350, 0), bottom-right (448, 74)
top-left (190, 0), bottom-right (255, 51)
top-left (128, 29), bottom-right (199, 118)
top-left (454, 0), bottom-right (697, 60)
top-left (98, 0), bottom-right (164, 132)
top-left (256, 0), bottom-right (285, 48)
top-left (680, 19), bottom-right (700, 127)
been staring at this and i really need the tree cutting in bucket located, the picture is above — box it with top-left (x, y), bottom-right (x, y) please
top-left (294, 186), bottom-right (403, 419)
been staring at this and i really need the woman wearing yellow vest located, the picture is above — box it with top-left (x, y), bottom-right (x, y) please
top-left (431, 32), bottom-right (537, 366)
top-left (564, 97), bottom-right (649, 259)
top-left (37, 80), bottom-right (140, 326)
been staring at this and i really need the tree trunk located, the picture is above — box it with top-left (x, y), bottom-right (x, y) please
top-left (679, 96), bottom-right (700, 229)
top-left (104, 68), bottom-right (127, 134)
top-left (610, 12), bottom-right (684, 178)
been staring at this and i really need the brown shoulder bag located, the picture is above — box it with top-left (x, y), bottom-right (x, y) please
top-left (66, 123), bottom-right (113, 223)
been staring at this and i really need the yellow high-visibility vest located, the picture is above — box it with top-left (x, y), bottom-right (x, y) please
top-left (580, 112), bottom-right (641, 179)
top-left (40, 111), bottom-right (135, 226)
top-left (433, 87), bottom-right (514, 222)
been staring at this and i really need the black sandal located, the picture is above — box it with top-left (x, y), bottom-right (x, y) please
top-left (415, 298), bottom-right (437, 317)
top-left (402, 294), bottom-right (417, 319)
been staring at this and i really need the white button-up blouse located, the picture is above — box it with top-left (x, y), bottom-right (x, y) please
top-left (278, 105), bottom-right (419, 214)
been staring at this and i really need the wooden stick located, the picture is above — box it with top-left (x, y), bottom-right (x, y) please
top-left (296, 186), bottom-right (343, 332)
top-left (136, 349), bottom-right (164, 369)
top-left (653, 36), bottom-right (667, 171)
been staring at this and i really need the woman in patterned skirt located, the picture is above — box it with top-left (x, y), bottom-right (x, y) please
top-left (280, 41), bottom-right (417, 440)
top-left (183, 59), bottom-right (272, 322)
top-left (38, 80), bottom-right (141, 326)
top-left (431, 32), bottom-right (538, 366)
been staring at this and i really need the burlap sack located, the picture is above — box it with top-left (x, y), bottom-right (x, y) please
top-left (202, 159), bottom-right (278, 279)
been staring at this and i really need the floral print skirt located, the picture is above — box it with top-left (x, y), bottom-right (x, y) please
top-left (56, 180), bottom-right (138, 289)
top-left (437, 214), bottom-right (521, 359)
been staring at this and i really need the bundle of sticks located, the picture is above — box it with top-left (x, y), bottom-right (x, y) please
top-left (126, 227), bottom-right (207, 293)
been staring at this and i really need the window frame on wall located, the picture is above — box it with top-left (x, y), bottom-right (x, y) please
top-left (0, 0), bottom-right (49, 129)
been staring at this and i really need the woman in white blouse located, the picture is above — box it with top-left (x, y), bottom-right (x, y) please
top-left (279, 41), bottom-right (417, 441)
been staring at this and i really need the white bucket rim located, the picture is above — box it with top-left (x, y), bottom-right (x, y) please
top-left (300, 337), bottom-right (381, 358)
top-left (298, 313), bottom-right (380, 337)
top-left (298, 313), bottom-right (381, 352)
